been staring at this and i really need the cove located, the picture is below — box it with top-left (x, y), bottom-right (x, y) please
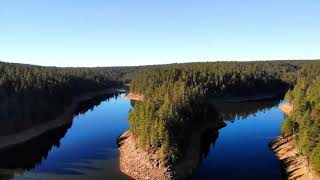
top-left (193, 100), bottom-right (285, 180)
top-left (0, 93), bottom-right (286, 179)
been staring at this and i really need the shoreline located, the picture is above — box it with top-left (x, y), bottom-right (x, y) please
top-left (119, 92), bottom-right (285, 179)
top-left (117, 119), bottom-right (225, 180)
top-left (269, 102), bottom-right (319, 180)
top-left (125, 92), bottom-right (144, 101)
top-left (118, 131), bottom-right (172, 180)
top-left (270, 136), bottom-right (320, 180)
top-left (0, 88), bottom-right (127, 150)
top-left (125, 92), bottom-right (282, 103)
top-left (278, 102), bottom-right (293, 114)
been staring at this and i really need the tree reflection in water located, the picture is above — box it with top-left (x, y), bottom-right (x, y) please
top-left (0, 93), bottom-right (118, 179)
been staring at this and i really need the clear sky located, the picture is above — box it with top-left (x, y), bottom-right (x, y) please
top-left (0, 0), bottom-right (319, 67)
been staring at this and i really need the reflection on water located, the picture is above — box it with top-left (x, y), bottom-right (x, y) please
top-left (0, 93), bottom-right (285, 180)
top-left (171, 102), bottom-right (224, 179)
top-left (0, 124), bottom-right (72, 179)
top-left (200, 130), bottom-right (219, 159)
top-left (193, 99), bottom-right (284, 180)
top-left (0, 93), bottom-right (131, 180)
top-left (214, 100), bottom-right (281, 122)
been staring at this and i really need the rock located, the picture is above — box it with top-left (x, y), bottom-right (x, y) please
top-left (270, 135), bottom-right (320, 180)
top-left (118, 131), bottom-right (172, 180)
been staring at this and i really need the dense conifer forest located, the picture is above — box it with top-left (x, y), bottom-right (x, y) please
top-left (0, 61), bottom-right (138, 99)
top-left (128, 61), bottom-right (307, 163)
top-left (2, 60), bottom-right (320, 171)
top-left (0, 61), bottom-right (136, 134)
top-left (281, 62), bottom-right (320, 172)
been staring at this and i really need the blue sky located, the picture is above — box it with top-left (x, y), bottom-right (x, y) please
top-left (0, 0), bottom-right (319, 67)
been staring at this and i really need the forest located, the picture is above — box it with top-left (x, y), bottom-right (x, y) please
top-left (281, 62), bottom-right (320, 172)
top-left (2, 60), bottom-right (320, 172)
top-left (0, 61), bottom-right (137, 134)
top-left (128, 61), bottom-right (306, 164)
top-left (0, 61), bottom-right (141, 101)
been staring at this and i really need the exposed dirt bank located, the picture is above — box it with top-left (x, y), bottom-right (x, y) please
top-left (118, 119), bottom-right (225, 180)
top-left (271, 102), bottom-right (320, 179)
top-left (118, 131), bottom-right (173, 180)
top-left (125, 93), bottom-right (144, 101)
top-left (279, 103), bottom-right (293, 115)
top-left (270, 136), bottom-right (320, 180)
top-left (0, 88), bottom-right (127, 150)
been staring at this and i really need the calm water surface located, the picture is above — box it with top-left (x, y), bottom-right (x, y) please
top-left (0, 93), bottom-right (131, 180)
top-left (193, 100), bottom-right (285, 180)
top-left (0, 94), bottom-right (285, 179)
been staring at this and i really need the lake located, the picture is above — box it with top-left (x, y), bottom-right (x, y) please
top-left (0, 93), bottom-right (285, 179)
top-left (0, 93), bottom-right (131, 180)
top-left (193, 100), bottom-right (285, 180)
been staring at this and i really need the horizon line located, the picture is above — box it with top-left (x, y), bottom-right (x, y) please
top-left (1, 58), bottom-right (319, 68)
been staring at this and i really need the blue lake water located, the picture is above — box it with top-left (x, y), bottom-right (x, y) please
top-left (193, 101), bottom-right (285, 180)
top-left (4, 94), bottom-right (132, 180)
top-left (0, 94), bottom-right (285, 179)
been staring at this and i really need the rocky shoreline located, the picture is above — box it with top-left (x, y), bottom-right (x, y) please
top-left (278, 103), bottom-right (293, 115)
top-left (270, 136), bottom-right (320, 180)
top-left (269, 103), bottom-right (319, 180)
top-left (125, 93), bottom-right (144, 101)
top-left (117, 131), bottom-right (173, 180)
top-left (117, 118), bottom-right (225, 180)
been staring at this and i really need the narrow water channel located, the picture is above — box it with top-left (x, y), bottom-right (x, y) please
top-left (0, 94), bottom-right (285, 180)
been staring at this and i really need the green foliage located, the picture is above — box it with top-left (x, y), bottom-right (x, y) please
top-left (0, 61), bottom-right (138, 99)
top-left (0, 61), bottom-right (139, 135)
top-left (281, 117), bottom-right (294, 136)
top-left (282, 61), bottom-right (320, 172)
top-left (311, 145), bottom-right (320, 173)
top-left (129, 61), bottom-right (307, 163)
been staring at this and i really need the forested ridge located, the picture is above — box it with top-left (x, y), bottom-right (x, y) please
top-left (2, 60), bottom-right (320, 170)
top-left (128, 61), bottom-right (306, 164)
top-left (281, 62), bottom-right (320, 172)
top-left (0, 61), bottom-right (137, 134)
top-left (0, 61), bottom-right (136, 99)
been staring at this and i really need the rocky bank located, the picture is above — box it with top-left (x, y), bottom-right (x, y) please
top-left (117, 119), bottom-right (225, 180)
top-left (269, 103), bottom-right (320, 180)
top-left (117, 131), bottom-right (173, 180)
top-left (270, 136), bottom-right (320, 180)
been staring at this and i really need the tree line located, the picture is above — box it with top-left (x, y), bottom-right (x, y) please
top-left (0, 61), bottom-right (139, 135)
top-left (281, 62), bottom-right (320, 172)
top-left (0, 61), bottom-right (139, 100)
top-left (2, 60), bottom-right (319, 170)
top-left (128, 61), bottom-right (305, 164)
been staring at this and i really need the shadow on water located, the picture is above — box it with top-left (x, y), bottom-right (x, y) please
top-left (191, 97), bottom-right (284, 180)
top-left (0, 124), bottom-right (72, 179)
top-left (0, 93), bottom-right (283, 179)
top-left (0, 93), bottom-right (120, 179)
top-left (179, 98), bottom-right (281, 171)
top-left (172, 102), bottom-right (224, 179)
top-left (213, 99), bottom-right (281, 122)
top-left (200, 130), bottom-right (219, 159)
